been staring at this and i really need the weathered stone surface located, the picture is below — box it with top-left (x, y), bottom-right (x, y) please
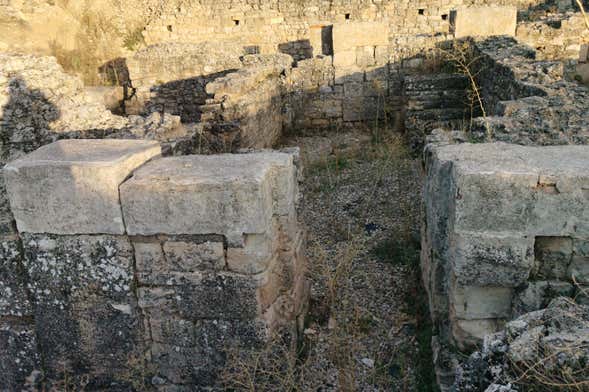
top-left (455, 298), bottom-right (589, 391)
top-left (451, 233), bottom-right (534, 287)
top-left (332, 22), bottom-right (389, 53)
top-left (0, 320), bottom-right (40, 390)
top-left (512, 280), bottom-right (575, 316)
top-left (4, 139), bottom-right (161, 235)
top-left (451, 7), bottom-right (517, 38)
top-left (0, 235), bottom-right (30, 317)
top-left (21, 233), bottom-right (141, 385)
top-left (121, 152), bottom-right (296, 245)
top-left (451, 282), bottom-right (513, 320)
top-left (423, 142), bottom-right (589, 352)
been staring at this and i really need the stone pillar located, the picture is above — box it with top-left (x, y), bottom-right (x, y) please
top-left (120, 151), bottom-right (308, 389)
top-left (422, 143), bottom-right (589, 352)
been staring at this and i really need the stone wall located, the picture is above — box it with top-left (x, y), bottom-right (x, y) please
top-left (200, 54), bottom-right (293, 152)
top-left (126, 42), bottom-right (245, 122)
top-left (470, 37), bottom-right (589, 145)
top-left (1, 139), bottom-right (308, 390)
top-left (422, 142), bottom-right (589, 385)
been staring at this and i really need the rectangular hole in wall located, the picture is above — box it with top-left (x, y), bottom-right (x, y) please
top-left (321, 25), bottom-right (334, 56)
top-left (533, 236), bottom-right (573, 280)
top-left (418, 9), bottom-right (425, 15)
top-left (345, 13), bottom-right (351, 20)
top-left (234, 19), bottom-right (240, 26)
top-left (442, 14), bottom-right (448, 20)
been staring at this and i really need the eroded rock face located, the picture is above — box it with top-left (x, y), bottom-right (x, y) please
top-left (454, 298), bottom-right (589, 391)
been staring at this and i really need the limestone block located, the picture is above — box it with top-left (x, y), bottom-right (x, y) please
top-left (333, 50), bottom-right (357, 68)
top-left (147, 319), bottom-right (266, 387)
top-left (121, 152), bottom-right (297, 248)
top-left (451, 232), bottom-right (534, 287)
top-left (429, 144), bottom-right (589, 235)
top-left (512, 280), bottom-right (575, 316)
top-left (332, 22), bottom-right (389, 53)
top-left (21, 233), bottom-right (140, 383)
top-left (4, 139), bottom-right (161, 235)
top-left (580, 44), bottom-right (588, 63)
top-left (138, 272), bottom-right (259, 321)
top-left (356, 46), bottom-right (375, 68)
top-left (451, 282), bottom-right (513, 320)
top-left (450, 7), bottom-right (517, 38)
top-left (134, 237), bottom-right (227, 285)
top-left (451, 318), bottom-right (505, 351)
top-left (568, 256), bottom-right (589, 283)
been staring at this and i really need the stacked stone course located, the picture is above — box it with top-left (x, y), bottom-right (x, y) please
top-left (1, 139), bottom-right (309, 390)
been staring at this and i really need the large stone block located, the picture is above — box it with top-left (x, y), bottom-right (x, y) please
top-left (450, 280), bottom-right (513, 320)
top-left (4, 139), bottom-right (161, 235)
top-left (21, 233), bottom-right (141, 385)
top-left (120, 152), bottom-right (297, 248)
top-left (450, 7), bottom-right (517, 38)
top-left (451, 232), bottom-right (534, 287)
top-left (332, 22), bottom-right (389, 53)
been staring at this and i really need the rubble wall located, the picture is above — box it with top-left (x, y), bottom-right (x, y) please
top-left (1, 139), bottom-right (309, 390)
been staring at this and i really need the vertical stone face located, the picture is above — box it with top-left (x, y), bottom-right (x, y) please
top-left (3, 139), bottom-right (162, 235)
top-left (21, 233), bottom-right (141, 387)
top-left (422, 143), bottom-right (589, 351)
top-left (121, 150), bottom-right (308, 389)
top-left (450, 6), bottom-right (517, 38)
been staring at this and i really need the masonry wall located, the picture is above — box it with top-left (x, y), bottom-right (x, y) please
top-left (422, 142), bottom-right (589, 386)
top-left (1, 139), bottom-right (308, 390)
top-left (126, 42), bottom-right (245, 122)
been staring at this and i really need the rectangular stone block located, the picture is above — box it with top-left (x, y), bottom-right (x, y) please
top-left (4, 140), bottom-right (161, 235)
top-left (332, 22), bottom-right (389, 53)
top-left (450, 6), bottom-right (517, 38)
top-left (148, 319), bottom-right (266, 387)
top-left (133, 236), bottom-right (227, 285)
top-left (120, 152), bottom-right (296, 247)
top-left (580, 44), bottom-right (588, 63)
top-left (451, 232), bottom-right (534, 287)
top-left (450, 280), bottom-right (513, 320)
top-left (21, 234), bottom-right (140, 384)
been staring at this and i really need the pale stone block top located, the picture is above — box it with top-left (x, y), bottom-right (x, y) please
top-left (431, 143), bottom-right (589, 178)
top-left (120, 152), bottom-right (296, 245)
top-left (5, 139), bottom-right (161, 168)
top-left (4, 139), bottom-right (162, 235)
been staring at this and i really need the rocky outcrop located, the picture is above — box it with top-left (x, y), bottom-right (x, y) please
top-left (454, 297), bottom-right (589, 391)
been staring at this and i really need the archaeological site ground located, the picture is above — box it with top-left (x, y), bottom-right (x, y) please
top-left (1, 0), bottom-right (589, 391)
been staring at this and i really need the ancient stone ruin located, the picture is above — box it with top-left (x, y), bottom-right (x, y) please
top-left (1, 0), bottom-right (589, 391)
